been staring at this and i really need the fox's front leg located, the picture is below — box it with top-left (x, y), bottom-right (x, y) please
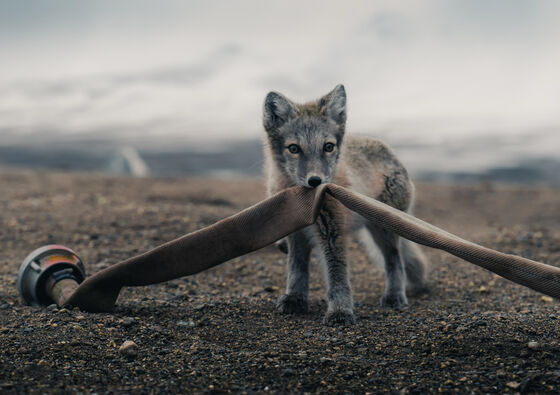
top-left (276, 230), bottom-right (311, 314)
top-left (315, 207), bottom-right (355, 326)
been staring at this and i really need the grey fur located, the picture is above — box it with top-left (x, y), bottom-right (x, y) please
top-left (314, 202), bottom-right (355, 325)
top-left (401, 239), bottom-right (430, 295)
top-left (318, 84), bottom-right (347, 126)
top-left (276, 230), bottom-right (311, 314)
top-left (263, 84), bottom-right (429, 325)
top-left (263, 92), bottom-right (299, 133)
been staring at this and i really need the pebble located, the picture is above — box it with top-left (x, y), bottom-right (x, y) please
top-left (194, 303), bottom-right (214, 311)
top-left (506, 381), bottom-right (520, 389)
top-left (122, 317), bottom-right (136, 327)
top-left (282, 368), bottom-right (295, 377)
top-left (118, 340), bottom-right (138, 358)
top-left (527, 341), bottom-right (539, 349)
top-left (46, 304), bottom-right (58, 312)
top-left (177, 320), bottom-right (196, 327)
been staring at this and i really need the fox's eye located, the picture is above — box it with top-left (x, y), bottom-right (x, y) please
top-left (324, 142), bottom-right (335, 152)
top-left (287, 144), bottom-right (300, 154)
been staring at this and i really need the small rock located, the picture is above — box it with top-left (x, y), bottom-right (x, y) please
top-left (57, 308), bottom-right (70, 315)
top-left (282, 368), bottom-right (295, 377)
top-left (177, 320), bottom-right (196, 327)
top-left (118, 340), bottom-right (138, 358)
top-left (121, 317), bottom-right (136, 327)
top-left (474, 320), bottom-right (488, 327)
top-left (150, 325), bottom-right (163, 333)
top-left (541, 296), bottom-right (554, 303)
top-left (194, 303), bottom-right (214, 311)
top-left (506, 381), bottom-right (520, 389)
top-left (46, 304), bottom-right (58, 312)
top-left (37, 359), bottom-right (48, 367)
top-left (527, 341), bottom-right (539, 349)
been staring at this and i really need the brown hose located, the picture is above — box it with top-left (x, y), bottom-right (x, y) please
top-left (64, 184), bottom-right (560, 312)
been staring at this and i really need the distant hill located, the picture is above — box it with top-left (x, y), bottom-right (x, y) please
top-left (0, 139), bottom-right (265, 179)
top-left (0, 137), bottom-right (559, 186)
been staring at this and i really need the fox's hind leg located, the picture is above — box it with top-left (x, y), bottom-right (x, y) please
top-left (401, 239), bottom-right (429, 295)
top-left (365, 223), bottom-right (408, 308)
top-left (359, 227), bottom-right (429, 296)
top-left (276, 230), bottom-right (311, 314)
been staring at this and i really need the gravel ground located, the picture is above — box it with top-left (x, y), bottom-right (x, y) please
top-left (1, 169), bottom-right (559, 393)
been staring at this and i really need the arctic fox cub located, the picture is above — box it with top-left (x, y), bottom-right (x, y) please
top-left (263, 84), bottom-right (428, 325)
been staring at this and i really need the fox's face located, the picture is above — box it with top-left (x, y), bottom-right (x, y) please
top-left (263, 85), bottom-right (347, 188)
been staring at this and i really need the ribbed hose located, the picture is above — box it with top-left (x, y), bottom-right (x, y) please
top-left (64, 184), bottom-right (560, 312)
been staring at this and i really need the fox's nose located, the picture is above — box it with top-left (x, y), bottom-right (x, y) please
top-left (307, 176), bottom-right (322, 188)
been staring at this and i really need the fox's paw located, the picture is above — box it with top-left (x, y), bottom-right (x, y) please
top-left (323, 309), bottom-right (356, 326)
top-left (380, 292), bottom-right (408, 309)
top-left (276, 293), bottom-right (308, 314)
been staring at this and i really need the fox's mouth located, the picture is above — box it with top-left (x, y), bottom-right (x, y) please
top-left (292, 178), bottom-right (312, 188)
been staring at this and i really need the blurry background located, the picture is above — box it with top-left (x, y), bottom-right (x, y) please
top-left (1, 0), bottom-right (559, 184)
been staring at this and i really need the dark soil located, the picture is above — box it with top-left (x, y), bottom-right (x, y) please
top-left (1, 169), bottom-right (559, 393)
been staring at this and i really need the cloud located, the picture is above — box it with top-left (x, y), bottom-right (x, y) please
top-left (0, 0), bottom-right (559, 145)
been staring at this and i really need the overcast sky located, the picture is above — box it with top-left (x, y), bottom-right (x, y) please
top-left (1, 0), bottom-right (559, 144)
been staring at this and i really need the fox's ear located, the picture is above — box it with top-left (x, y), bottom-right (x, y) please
top-left (319, 84), bottom-right (346, 126)
top-left (263, 92), bottom-right (298, 133)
